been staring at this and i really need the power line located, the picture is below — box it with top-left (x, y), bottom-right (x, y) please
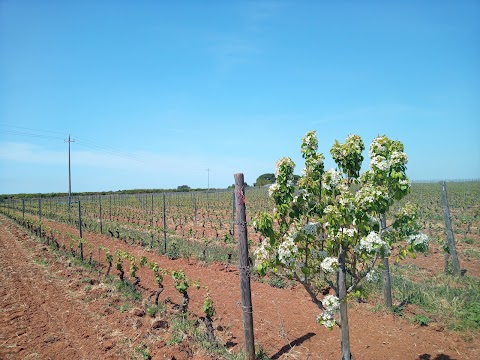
top-left (0, 124), bottom-right (165, 167)
top-left (0, 129), bottom-right (65, 141)
top-left (0, 123), bottom-right (67, 135)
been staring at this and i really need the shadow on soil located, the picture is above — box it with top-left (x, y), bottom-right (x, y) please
top-left (418, 354), bottom-right (456, 360)
top-left (271, 332), bottom-right (316, 359)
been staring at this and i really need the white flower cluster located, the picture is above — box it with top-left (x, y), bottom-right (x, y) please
top-left (338, 191), bottom-right (355, 209)
top-left (317, 295), bottom-right (340, 329)
top-left (346, 134), bottom-right (364, 153)
top-left (317, 312), bottom-right (336, 329)
top-left (341, 228), bottom-right (357, 238)
top-left (391, 151), bottom-right (408, 166)
top-left (277, 236), bottom-right (298, 267)
top-left (275, 157), bottom-right (295, 177)
top-left (355, 183), bottom-right (389, 207)
top-left (303, 131), bottom-right (318, 150)
top-left (359, 231), bottom-right (390, 256)
top-left (365, 270), bottom-right (380, 282)
top-left (369, 136), bottom-right (408, 174)
top-left (320, 256), bottom-right (338, 273)
top-left (323, 205), bottom-right (335, 215)
top-left (254, 239), bottom-right (275, 265)
top-left (268, 183), bottom-right (279, 197)
top-left (406, 233), bottom-right (429, 249)
top-left (369, 136), bottom-right (387, 158)
top-left (371, 155), bottom-right (391, 172)
top-left (303, 222), bottom-right (319, 236)
top-left (399, 178), bottom-right (410, 188)
top-left (322, 169), bottom-right (342, 191)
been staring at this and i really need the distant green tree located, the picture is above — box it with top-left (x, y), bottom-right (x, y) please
top-left (177, 185), bottom-right (191, 191)
top-left (255, 173), bottom-right (276, 187)
top-left (228, 182), bottom-right (250, 189)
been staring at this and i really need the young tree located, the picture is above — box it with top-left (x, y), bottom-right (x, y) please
top-left (253, 131), bottom-right (428, 359)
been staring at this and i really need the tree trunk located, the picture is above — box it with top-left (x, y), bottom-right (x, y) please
top-left (380, 214), bottom-right (393, 308)
top-left (338, 248), bottom-right (351, 360)
top-left (155, 286), bottom-right (164, 306)
top-left (203, 315), bottom-right (216, 344)
top-left (179, 291), bottom-right (189, 313)
top-left (106, 262), bottom-right (112, 276)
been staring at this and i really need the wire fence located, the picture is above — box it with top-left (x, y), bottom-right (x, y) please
top-left (1, 180), bottom-right (479, 261)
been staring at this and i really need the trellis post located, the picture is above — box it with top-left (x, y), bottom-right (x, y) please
top-left (234, 173), bottom-right (255, 360)
top-left (440, 181), bottom-right (460, 275)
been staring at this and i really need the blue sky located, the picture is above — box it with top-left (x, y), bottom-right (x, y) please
top-left (1, 0), bottom-right (479, 194)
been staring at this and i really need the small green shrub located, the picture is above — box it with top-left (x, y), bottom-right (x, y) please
top-left (410, 314), bottom-right (431, 326)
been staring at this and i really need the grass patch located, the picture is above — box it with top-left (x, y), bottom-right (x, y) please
top-left (134, 343), bottom-right (151, 360)
top-left (33, 258), bottom-right (49, 267)
top-left (410, 314), bottom-right (431, 326)
top-left (463, 248), bottom-right (480, 260)
top-left (114, 280), bottom-right (142, 301)
top-left (389, 266), bottom-right (480, 332)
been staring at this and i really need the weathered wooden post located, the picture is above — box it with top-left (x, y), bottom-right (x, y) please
top-left (151, 193), bottom-right (154, 248)
top-left (440, 181), bottom-right (460, 275)
top-left (78, 200), bottom-right (83, 262)
top-left (234, 173), bottom-right (255, 360)
top-left (163, 193), bottom-right (167, 254)
top-left (99, 196), bottom-right (103, 234)
top-left (38, 198), bottom-right (42, 238)
top-left (231, 191), bottom-right (235, 237)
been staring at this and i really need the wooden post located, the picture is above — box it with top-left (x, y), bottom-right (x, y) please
top-left (193, 194), bottom-right (197, 227)
top-left (163, 193), bottom-right (167, 254)
top-left (234, 173), bottom-right (255, 360)
top-left (99, 196), bottom-right (103, 234)
top-left (38, 198), bottom-right (42, 238)
top-left (151, 193), bottom-right (154, 248)
top-left (440, 181), bottom-right (460, 275)
top-left (231, 191), bottom-right (235, 237)
top-left (22, 199), bottom-right (25, 219)
top-left (78, 200), bottom-right (83, 262)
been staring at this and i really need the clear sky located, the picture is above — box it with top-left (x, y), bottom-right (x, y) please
top-left (1, 0), bottom-right (479, 194)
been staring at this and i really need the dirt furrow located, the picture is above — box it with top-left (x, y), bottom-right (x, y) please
top-left (0, 219), bottom-right (121, 359)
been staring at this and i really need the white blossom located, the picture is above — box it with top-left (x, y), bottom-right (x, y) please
top-left (391, 151), bottom-right (408, 166)
top-left (275, 157), bottom-right (295, 178)
top-left (359, 231), bottom-right (390, 256)
top-left (366, 270), bottom-right (380, 282)
top-left (321, 257), bottom-right (338, 273)
top-left (371, 155), bottom-right (390, 172)
top-left (406, 233), bottom-right (429, 249)
top-left (317, 295), bottom-right (340, 329)
top-left (317, 312), bottom-right (336, 329)
top-left (268, 183), bottom-right (279, 197)
top-left (322, 169), bottom-right (342, 190)
top-left (277, 236), bottom-right (298, 267)
top-left (322, 294), bottom-right (340, 313)
top-left (254, 239), bottom-right (275, 265)
top-left (341, 228), bottom-right (357, 238)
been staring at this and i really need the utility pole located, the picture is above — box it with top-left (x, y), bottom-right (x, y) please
top-left (206, 168), bottom-right (211, 191)
top-left (65, 134), bottom-right (75, 206)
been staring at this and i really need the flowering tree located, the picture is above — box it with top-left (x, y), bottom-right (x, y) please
top-left (253, 131), bottom-right (428, 360)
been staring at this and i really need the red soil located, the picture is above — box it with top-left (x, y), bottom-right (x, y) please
top-left (1, 216), bottom-right (478, 359)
